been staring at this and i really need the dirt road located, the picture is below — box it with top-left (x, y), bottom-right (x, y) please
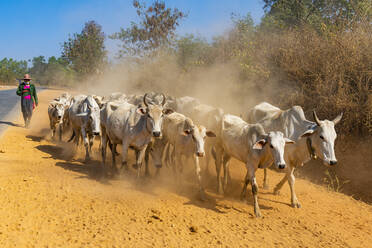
top-left (0, 90), bottom-right (370, 247)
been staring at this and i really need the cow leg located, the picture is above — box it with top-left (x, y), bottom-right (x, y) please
top-left (222, 154), bottom-right (231, 193)
top-left (263, 168), bottom-right (269, 190)
top-left (71, 128), bottom-right (79, 157)
top-left (101, 132), bottom-right (109, 174)
top-left (81, 128), bottom-right (90, 162)
top-left (193, 155), bottom-right (206, 200)
top-left (59, 123), bottom-right (63, 141)
top-left (240, 170), bottom-right (250, 201)
top-left (111, 143), bottom-right (118, 175)
top-left (246, 162), bottom-right (261, 217)
top-left (287, 167), bottom-right (301, 208)
top-left (52, 126), bottom-right (56, 140)
top-left (120, 141), bottom-right (130, 174)
top-left (88, 133), bottom-right (94, 153)
top-left (135, 146), bottom-right (147, 180)
top-left (273, 170), bottom-right (289, 195)
top-left (203, 145), bottom-right (211, 178)
top-left (214, 145), bottom-right (224, 195)
top-left (174, 150), bottom-right (183, 187)
top-left (144, 145), bottom-right (151, 177)
top-left (74, 129), bottom-right (80, 146)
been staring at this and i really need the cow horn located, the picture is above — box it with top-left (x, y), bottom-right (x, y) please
top-left (161, 93), bottom-right (166, 106)
top-left (332, 112), bottom-right (343, 125)
top-left (313, 110), bottom-right (321, 126)
top-left (143, 93), bottom-right (149, 107)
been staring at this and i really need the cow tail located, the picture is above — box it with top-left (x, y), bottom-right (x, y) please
top-left (68, 130), bottom-right (75, 142)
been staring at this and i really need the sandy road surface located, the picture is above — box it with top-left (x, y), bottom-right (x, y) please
top-left (0, 90), bottom-right (371, 247)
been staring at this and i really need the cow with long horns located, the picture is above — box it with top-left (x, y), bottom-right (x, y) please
top-left (103, 93), bottom-right (174, 177)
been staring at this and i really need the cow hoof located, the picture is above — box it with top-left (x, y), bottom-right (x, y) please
top-left (217, 188), bottom-right (224, 196)
top-left (255, 211), bottom-right (262, 218)
top-left (292, 202), bottom-right (302, 208)
top-left (199, 191), bottom-right (207, 201)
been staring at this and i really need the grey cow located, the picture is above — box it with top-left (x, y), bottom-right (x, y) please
top-left (68, 95), bottom-right (101, 161)
top-left (102, 94), bottom-right (173, 178)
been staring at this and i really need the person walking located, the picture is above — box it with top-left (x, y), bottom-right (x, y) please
top-left (16, 74), bottom-right (38, 128)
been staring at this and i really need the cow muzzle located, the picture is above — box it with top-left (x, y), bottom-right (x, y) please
top-left (152, 131), bottom-right (161, 137)
top-left (329, 160), bottom-right (337, 166)
top-left (196, 152), bottom-right (205, 157)
top-left (277, 163), bottom-right (286, 169)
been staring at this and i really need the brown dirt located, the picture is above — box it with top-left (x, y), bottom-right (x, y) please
top-left (0, 90), bottom-right (371, 247)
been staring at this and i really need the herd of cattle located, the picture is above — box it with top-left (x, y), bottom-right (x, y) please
top-left (47, 92), bottom-right (343, 217)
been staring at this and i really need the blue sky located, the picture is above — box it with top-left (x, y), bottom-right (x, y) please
top-left (0, 0), bottom-right (265, 61)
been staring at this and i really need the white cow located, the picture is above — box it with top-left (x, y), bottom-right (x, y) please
top-left (102, 92), bottom-right (127, 103)
top-left (103, 94), bottom-right (173, 178)
top-left (175, 96), bottom-right (201, 114)
top-left (180, 104), bottom-right (225, 187)
top-left (53, 92), bottom-right (71, 106)
top-left (48, 100), bottom-right (67, 141)
top-left (246, 102), bottom-right (342, 208)
top-left (68, 95), bottom-right (101, 161)
top-left (161, 112), bottom-right (216, 199)
top-left (217, 114), bottom-right (294, 217)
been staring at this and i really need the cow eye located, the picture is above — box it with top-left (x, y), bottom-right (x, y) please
top-left (270, 144), bottom-right (274, 149)
top-left (320, 135), bottom-right (324, 140)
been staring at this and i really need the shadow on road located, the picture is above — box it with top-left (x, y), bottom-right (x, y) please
top-left (0, 121), bottom-right (22, 127)
top-left (27, 135), bottom-right (44, 142)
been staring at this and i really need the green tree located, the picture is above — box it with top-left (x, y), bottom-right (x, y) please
top-left (0, 58), bottom-right (28, 84)
top-left (261, 0), bottom-right (372, 31)
top-left (62, 20), bottom-right (107, 77)
top-left (176, 34), bottom-right (213, 69)
top-left (111, 0), bottom-right (187, 57)
top-left (29, 56), bottom-right (47, 83)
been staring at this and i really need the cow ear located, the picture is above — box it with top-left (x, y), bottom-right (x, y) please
top-left (108, 103), bottom-right (119, 112)
top-left (253, 139), bottom-right (267, 150)
top-left (93, 95), bottom-right (103, 107)
top-left (284, 138), bottom-right (295, 144)
top-left (50, 102), bottom-right (56, 107)
top-left (137, 107), bottom-right (146, 115)
top-left (300, 129), bottom-right (315, 138)
top-left (163, 108), bottom-right (174, 115)
top-left (183, 129), bottom-right (192, 136)
top-left (82, 103), bottom-right (88, 113)
top-left (332, 112), bottom-right (343, 125)
top-left (206, 131), bottom-right (216, 137)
